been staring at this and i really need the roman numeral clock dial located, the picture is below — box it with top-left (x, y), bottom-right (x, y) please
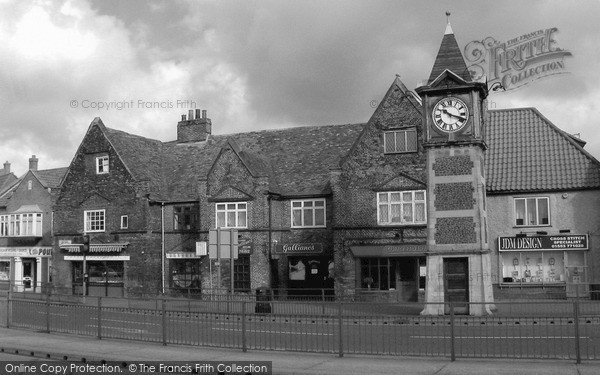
top-left (432, 97), bottom-right (469, 133)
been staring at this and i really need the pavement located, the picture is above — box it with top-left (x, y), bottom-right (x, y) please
top-left (1, 327), bottom-right (600, 375)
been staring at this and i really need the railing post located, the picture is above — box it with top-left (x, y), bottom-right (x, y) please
top-left (241, 301), bottom-right (247, 352)
top-left (574, 287), bottom-right (581, 364)
top-left (450, 302), bottom-right (456, 362)
top-left (97, 297), bottom-right (102, 340)
top-left (6, 290), bottom-right (10, 328)
top-left (45, 293), bottom-right (51, 333)
top-left (322, 289), bottom-right (326, 316)
top-left (162, 298), bottom-right (167, 346)
top-left (338, 300), bottom-right (343, 358)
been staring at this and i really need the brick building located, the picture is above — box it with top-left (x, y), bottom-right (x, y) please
top-left (0, 156), bottom-right (67, 292)
top-left (48, 22), bottom-right (600, 314)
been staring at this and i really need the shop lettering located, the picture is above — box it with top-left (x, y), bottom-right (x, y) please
top-left (276, 243), bottom-right (323, 254)
top-left (501, 237), bottom-right (542, 250)
top-left (499, 235), bottom-right (588, 251)
top-left (283, 244), bottom-right (315, 253)
top-left (465, 27), bottom-right (572, 90)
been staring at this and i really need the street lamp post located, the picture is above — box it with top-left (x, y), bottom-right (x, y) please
top-left (81, 234), bottom-right (90, 302)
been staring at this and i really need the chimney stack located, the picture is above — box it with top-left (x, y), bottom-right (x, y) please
top-left (1, 161), bottom-right (9, 175)
top-left (176, 109), bottom-right (212, 143)
top-left (29, 155), bottom-right (38, 171)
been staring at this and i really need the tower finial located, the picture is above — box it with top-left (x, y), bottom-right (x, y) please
top-left (444, 11), bottom-right (454, 35)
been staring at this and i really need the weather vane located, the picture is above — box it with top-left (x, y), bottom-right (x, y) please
top-left (446, 11), bottom-right (451, 22)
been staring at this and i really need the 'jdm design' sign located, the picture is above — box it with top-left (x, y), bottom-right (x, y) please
top-left (465, 28), bottom-right (572, 90)
top-left (498, 234), bottom-right (588, 251)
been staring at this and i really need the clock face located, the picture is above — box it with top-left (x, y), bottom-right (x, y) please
top-left (432, 97), bottom-right (469, 133)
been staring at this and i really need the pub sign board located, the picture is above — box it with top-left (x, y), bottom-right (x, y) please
top-left (274, 243), bottom-right (323, 254)
top-left (498, 234), bottom-right (588, 251)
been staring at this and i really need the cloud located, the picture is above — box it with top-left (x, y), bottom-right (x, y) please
top-left (1, 0), bottom-right (600, 176)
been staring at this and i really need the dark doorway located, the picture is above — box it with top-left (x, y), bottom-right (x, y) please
top-left (22, 258), bottom-right (36, 291)
top-left (444, 257), bottom-right (469, 315)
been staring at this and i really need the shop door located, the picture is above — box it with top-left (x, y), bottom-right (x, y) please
top-left (22, 259), bottom-right (36, 291)
top-left (444, 258), bottom-right (469, 315)
top-left (397, 258), bottom-right (418, 302)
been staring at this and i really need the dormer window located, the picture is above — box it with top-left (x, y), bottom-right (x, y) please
top-left (96, 155), bottom-right (109, 174)
top-left (384, 128), bottom-right (417, 154)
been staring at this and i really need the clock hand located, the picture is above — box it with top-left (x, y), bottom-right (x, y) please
top-left (442, 108), bottom-right (467, 121)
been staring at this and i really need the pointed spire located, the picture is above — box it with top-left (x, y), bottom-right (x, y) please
top-left (444, 11), bottom-right (453, 35)
top-left (427, 12), bottom-right (471, 84)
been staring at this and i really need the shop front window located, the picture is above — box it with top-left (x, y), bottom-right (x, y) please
top-left (234, 255), bottom-right (251, 292)
top-left (172, 260), bottom-right (201, 292)
top-left (0, 261), bottom-right (10, 282)
top-left (360, 258), bottom-right (397, 290)
top-left (500, 251), bottom-right (586, 285)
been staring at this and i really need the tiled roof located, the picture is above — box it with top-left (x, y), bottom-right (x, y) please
top-left (102, 126), bottom-right (165, 193)
top-left (33, 167), bottom-right (68, 189)
top-left (96, 107), bottom-right (600, 199)
top-left (106, 122), bottom-right (365, 202)
top-left (486, 108), bottom-right (600, 192)
top-left (0, 173), bottom-right (17, 195)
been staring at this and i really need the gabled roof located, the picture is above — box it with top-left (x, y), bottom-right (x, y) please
top-left (427, 23), bottom-right (471, 84)
top-left (486, 108), bottom-right (600, 193)
top-left (0, 168), bottom-right (67, 208)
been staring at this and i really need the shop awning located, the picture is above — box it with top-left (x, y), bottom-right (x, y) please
top-left (350, 244), bottom-right (427, 257)
top-left (59, 243), bottom-right (129, 253)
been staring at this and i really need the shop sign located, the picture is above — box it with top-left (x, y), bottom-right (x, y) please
top-left (465, 27), bottom-right (572, 90)
top-left (237, 237), bottom-right (252, 255)
top-left (59, 243), bottom-right (128, 253)
top-left (166, 252), bottom-right (203, 259)
top-left (498, 234), bottom-right (588, 251)
top-left (275, 243), bottom-right (323, 254)
top-left (64, 255), bottom-right (130, 261)
top-left (0, 247), bottom-right (53, 257)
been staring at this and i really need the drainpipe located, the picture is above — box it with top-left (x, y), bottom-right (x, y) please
top-left (161, 202), bottom-right (165, 295)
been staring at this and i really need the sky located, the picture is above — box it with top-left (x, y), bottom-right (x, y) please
top-left (1, 0), bottom-right (599, 176)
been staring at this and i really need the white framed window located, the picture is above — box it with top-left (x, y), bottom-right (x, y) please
top-left (0, 215), bottom-right (9, 236)
top-left (96, 155), bottom-right (109, 174)
top-left (0, 213), bottom-right (43, 236)
top-left (384, 128), bottom-right (417, 154)
top-left (377, 190), bottom-right (426, 225)
top-left (85, 210), bottom-right (105, 232)
top-left (120, 215), bottom-right (128, 229)
top-left (216, 202), bottom-right (247, 228)
top-left (291, 199), bottom-right (326, 228)
top-left (514, 197), bottom-right (549, 226)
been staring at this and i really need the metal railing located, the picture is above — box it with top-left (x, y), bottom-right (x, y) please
top-left (3, 291), bottom-right (600, 361)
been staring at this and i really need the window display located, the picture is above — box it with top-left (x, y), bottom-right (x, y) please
top-left (501, 250), bottom-right (586, 285)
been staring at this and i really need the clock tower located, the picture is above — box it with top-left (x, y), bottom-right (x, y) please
top-left (415, 19), bottom-right (494, 315)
